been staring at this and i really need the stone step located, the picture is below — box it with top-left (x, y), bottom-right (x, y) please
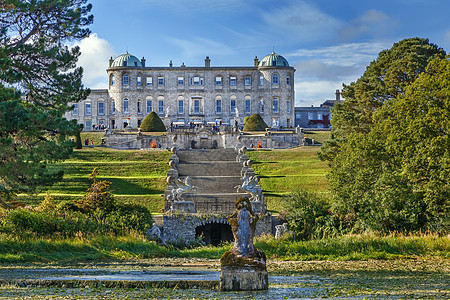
top-left (178, 162), bottom-right (242, 177)
top-left (185, 176), bottom-right (243, 194)
top-left (178, 149), bottom-right (237, 162)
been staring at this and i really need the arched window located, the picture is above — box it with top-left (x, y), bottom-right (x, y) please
top-left (137, 75), bottom-right (142, 86)
top-left (272, 73), bottom-right (279, 85)
top-left (259, 74), bottom-right (264, 85)
top-left (245, 95), bottom-right (251, 114)
top-left (259, 98), bottom-right (264, 113)
top-left (123, 74), bottom-right (129, 85)
top-left (110, 74), bottom-right (115, 86)
top-left (230, 95), bottom-right (237, 115)
top-left (146, 96), bottom-right (152, 113)
top-left (272, 97), bottom-right (279, 113)
top-left (123, 98), bottom-right (129, 113)
top-left (111, 99), bottom-right (115, 114)
top-left (286, 74), bottom-right (291, 85)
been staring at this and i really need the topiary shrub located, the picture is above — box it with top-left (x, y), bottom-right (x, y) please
top-left (140, 112), bottom-right (166, 132)
top-left (243, 114), bottom-right (268, 131)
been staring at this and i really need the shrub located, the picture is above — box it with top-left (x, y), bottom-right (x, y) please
top-left (283, 190), bottom-right (339, 240)
top-left (243, 114), bottom-right (268, 131)
top-left (140, 111), bottom-right (166, 132)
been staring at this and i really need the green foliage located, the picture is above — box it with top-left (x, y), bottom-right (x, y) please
top-left (0, 0), bottom-right (93, 205)
top-left (243, 116), bottom-right (250, 124)
top-left (140, 112), bottom-right (166, 132)
top-left (283, 190), bottom-right (339, 240)
top-left (243, 113), bottom-right (268, 131)
top-left (75, 168), bottom-right (116, 212)
top-left (320, 39), bottom-right (449, 233)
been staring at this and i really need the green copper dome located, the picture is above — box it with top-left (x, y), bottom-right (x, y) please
top-left (258, 52), bottom-right (289, 67)
top-left (111, 52), bottom-right (142, 67)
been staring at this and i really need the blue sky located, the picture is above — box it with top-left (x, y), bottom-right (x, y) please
top-left (75, 0), bottom-right (450, 106)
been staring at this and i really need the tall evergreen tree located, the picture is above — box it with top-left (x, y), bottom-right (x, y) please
top-left (0, 0), bottom-right (92, 207)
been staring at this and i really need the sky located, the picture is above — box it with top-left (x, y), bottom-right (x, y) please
top-left (74, 0), bottom-right (450, 107)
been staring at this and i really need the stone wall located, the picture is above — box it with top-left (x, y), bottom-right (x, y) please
top-left (162, 214), bottom-right (272, 244)
top-left (105, 131), bottom-right (303, 150)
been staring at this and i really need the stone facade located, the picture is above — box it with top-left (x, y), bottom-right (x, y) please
top-left (65, 52), bottom-right (295, 130)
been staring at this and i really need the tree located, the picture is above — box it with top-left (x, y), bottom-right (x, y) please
top-left (327, 55), bottom-right (450, 232)
top-left (319, 38), bottom-right (445, 162)
top-left (0, 0), bottom-right (93, 207)
top-left (243, 114), bottom-right (268, 131)
top-left (140, 111), bottom-right (166, 132)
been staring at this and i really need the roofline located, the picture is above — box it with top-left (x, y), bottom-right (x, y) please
top-left (106, 66), bottom-right (295, 71)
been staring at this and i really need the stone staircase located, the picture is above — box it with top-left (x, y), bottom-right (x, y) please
top-left (176, 149), bottom-right (248, 213)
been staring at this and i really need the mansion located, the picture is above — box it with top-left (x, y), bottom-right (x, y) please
top-left (66, 52), bottom-right (295, 130)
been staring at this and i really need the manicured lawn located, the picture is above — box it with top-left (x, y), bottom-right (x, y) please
top-left (19, 148), bottom-right (170, 213)
top-left (303, 130), bottom-right (331, 144)
top-left (246, 146), bottom-right (330, 212)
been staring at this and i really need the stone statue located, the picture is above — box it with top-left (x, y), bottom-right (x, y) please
top-left (169, 176), bottom-right (198, 202)
top-left (235, 107), bottom-right (239, 118)
top-left (220, 197), bottom-right (268, 291)
top-left (165, 107), bottom-right (170, 117)
top-left (235, 174), bottom-right (262, 202)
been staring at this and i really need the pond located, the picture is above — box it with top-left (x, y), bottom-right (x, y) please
top-left (0, 259), bottom-right (448, 299)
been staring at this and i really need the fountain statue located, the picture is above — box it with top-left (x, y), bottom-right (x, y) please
top-left (220, 197), bottom-right (268, 291)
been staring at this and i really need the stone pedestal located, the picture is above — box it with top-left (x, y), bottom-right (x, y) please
top-left (170, 201), bottom-right (195, 213)
top-left (220, 266), bottom-right (268, 291)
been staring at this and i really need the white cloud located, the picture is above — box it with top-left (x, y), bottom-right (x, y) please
top-left (295, 81), bottom-right (343, 107)
top-left (72, 33), bottom-right (116, 88)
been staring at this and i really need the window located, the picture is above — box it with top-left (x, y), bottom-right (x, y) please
top-left (259, 98), bottom-right (264, 113)
top-left (146, 77), bottom-right (152, 86)
top-left (85, 103), bottom-right (91, 115)
top-left (308, 112), bottom-right (315, 120)
top-left (215, 76), bottom-right (222, 85)
top-left (287, 99), bottom-right (291, 113)
top-left (259, 74), bottom-right (264, 85)
top-left (137, 99), bottom-right (142, 114)
top-left (123, 98), bottom-right (129, 113)
top-left (245, 99), bottom-right (251, 114)
top-left (230, 76), bottom-right (236, 86)
top-left (286, 74), bottom-right (291, 85)
top-left (110, 75), bottom-right (114, 86)
top-left (230, 99), bottom-right (236, 113)
top-left (123, 74), bottom-right (129, 85)
top-left (178, 77), bottom-right (184, 86)
top-left (137, 119), bottom-right (142, 127)
top-left (137, 75), bottom-right (141, 86)
top-left (272, 73), bottom-right (279, 84)
top-left (158, 77), bottom-right (164, 86)
top-left (194, 99), bottom-right (200, 113)
top-left (317, 112), bottom-right (323, 120)
top-left (158, 100), bottom-right (164, 114)
top-left (98, 102), bottom-right (104, 115)
top-left (146, 100), bottom-right (152, 113)
top-left (85, 120), bottom-right (92, 129)
top-left (216, 99), bottom-right (222, 114)
top-left (193, 75), bottom-right (200, 86)
top-left (178, 100), bottom-right (184, 114)
top-left (72, 103), bottom-right (78, 115)
top-left (111, 100), bottom-right (115, 114)
top-left (244, 77), bottom-right (251, 86)
top-left (272, 97), bottom-right (279, 113)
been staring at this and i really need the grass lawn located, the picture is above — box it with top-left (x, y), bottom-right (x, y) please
top-left (303, 130), bottom-right (331, 144)
top-left (19, 147), bottom-right (170, 213)
top-left (246, 146), bottom-right (330, 212)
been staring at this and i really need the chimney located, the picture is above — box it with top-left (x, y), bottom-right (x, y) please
top-left (169, 60), bottom-right (173, 67)
top-left (109, 56), bottom-right (114, 67)
top-left (141, 57), bottom-right (146, 67)
top-left (181, 62), bottom-right (186, 67)
top-left (205, 56), bottom-right (211, 68)
top-left (335, 89), bottom-right (341, 101)
top-left (254, 56), bottom-right (259, 67)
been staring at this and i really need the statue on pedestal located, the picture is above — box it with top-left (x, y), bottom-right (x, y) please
top-left (220, 197), bottom-right (268, 291)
